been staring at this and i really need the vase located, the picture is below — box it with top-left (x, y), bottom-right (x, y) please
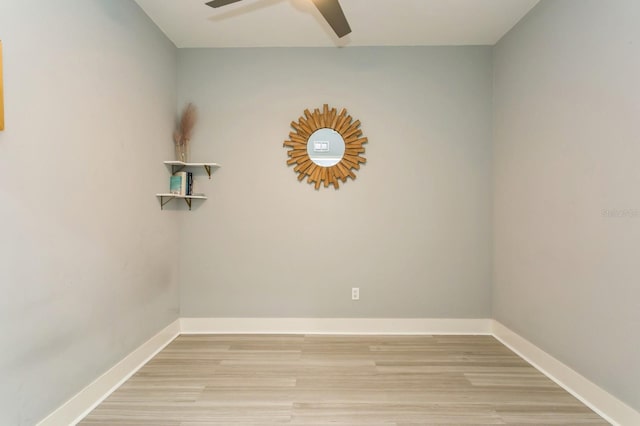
top-left (175, 143), bottom-right (189, 163)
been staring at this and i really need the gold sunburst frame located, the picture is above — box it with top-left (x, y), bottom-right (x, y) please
top-left (283, 104), bottom-right (367, 189)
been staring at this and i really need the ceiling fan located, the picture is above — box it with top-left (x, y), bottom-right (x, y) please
top-left (205, 0), bottom-right (352, 38)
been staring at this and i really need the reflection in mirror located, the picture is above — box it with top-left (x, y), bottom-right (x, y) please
top-left (307, 128), bottom-right (345, 167)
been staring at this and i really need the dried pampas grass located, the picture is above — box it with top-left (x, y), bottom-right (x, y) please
top-left (173, 103), bottom-right (197, 162)
top-left (174, 103), bottom-right (197, 147)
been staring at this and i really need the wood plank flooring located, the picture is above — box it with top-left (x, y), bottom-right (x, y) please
top-left (80, 335), bottom-right (608, 425)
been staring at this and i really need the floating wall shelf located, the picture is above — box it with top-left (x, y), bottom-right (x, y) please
top-left (155, 193), bottom-right (207, 210)
top-left (157, 161), bottom-right (221, 210)
top-left (164, 161), bottom-right (221, 179)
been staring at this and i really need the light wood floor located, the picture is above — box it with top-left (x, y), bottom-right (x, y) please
top-left (80, 335), bottom-right (608, 425)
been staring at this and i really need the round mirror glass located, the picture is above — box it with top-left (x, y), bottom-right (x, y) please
top-left (307, 128), bottom-right (345, 167)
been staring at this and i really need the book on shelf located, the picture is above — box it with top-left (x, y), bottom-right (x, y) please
top-left (187, 172), bottom-right (193, 196)
top-left (169, 171), bottom-right (188, 195)
top-left (169, 175), bottom-right (181, 195)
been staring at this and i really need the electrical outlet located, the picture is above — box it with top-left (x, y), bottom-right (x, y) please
top-left (351, 287), bottom-right (360, 300)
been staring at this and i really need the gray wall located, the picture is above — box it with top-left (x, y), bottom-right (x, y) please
top-left (0, 1), bottom-right (179, 424)
top-left (177, 47), bottom-right (493, 318)
top-left (493, 0), bottom-right (640, 412)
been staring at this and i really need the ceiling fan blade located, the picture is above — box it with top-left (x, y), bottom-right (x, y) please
top-left (311, 0), bottom-right (352, 38)
top-left (205, 0), bottom-right (244, 8)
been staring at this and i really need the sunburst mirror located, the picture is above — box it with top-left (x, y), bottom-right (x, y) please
top-left (284, 104), bottom-right (367, 189)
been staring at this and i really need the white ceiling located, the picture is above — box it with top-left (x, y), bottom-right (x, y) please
top-left (134, 0), bottom-right (539, 48)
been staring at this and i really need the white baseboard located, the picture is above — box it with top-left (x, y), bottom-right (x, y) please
top-left (179, 317), bottom-right (493, 335)
top-left (36, 319), bottom-right (181, 426)
top-left (35, 318), bottom-right (639, 426)
top-left (491, 320), bottom-right (640, 426)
